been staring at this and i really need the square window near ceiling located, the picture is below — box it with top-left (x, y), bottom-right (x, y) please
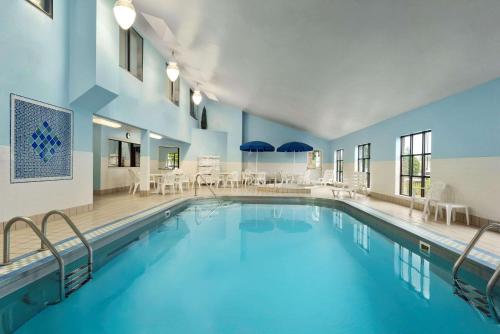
top-left (27, 0), bottom-right (53, 18)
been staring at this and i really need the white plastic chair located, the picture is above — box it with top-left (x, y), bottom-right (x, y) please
top-left (255, 172), bottom-right (266, 185)
top-left (242, 170), bottom-right (255, 186)
top-left (317, 169), bottom-right (334, 186)
top-left (227, 171), bottom-right (240, 188)
top-left (128, 169), bottom-right (140, 195)
top-left (298, 170), bottom-right (312, 185)
top-left (409, 181), bottom-right (447, 222)
top-left (159, 174), bottom-right (176, 195)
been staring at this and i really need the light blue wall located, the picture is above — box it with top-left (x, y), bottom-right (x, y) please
top-left (242, 113), bottom-right (333, 164)
top-left (331, 77), bottom-right (500, 163)
top-left (185, 129), bottom-right (228, 161)
top-left (150, 137), bottom-right (190, 162)
top-left (204, 100), bottom-right (243, 163)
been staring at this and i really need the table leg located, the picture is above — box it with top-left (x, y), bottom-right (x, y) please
top-left (465, 207), bottom-right (470, 225)
top-left (446, 205), bottom-right (452, 226)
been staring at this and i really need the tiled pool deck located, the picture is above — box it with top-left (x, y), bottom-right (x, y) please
top-left (0, 186), bottom-right (498, 278)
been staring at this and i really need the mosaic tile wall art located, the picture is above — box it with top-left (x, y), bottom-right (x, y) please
top-left (10, 94), bottom-right (73, 183)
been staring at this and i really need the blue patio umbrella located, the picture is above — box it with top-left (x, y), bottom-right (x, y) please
top-left (240, 141), bottom-right (275, 171)
top-left (277, 141), bottom-right (314, 173)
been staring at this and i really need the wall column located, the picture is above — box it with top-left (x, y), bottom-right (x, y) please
top-left (140, 129), bottom-right (151, 196)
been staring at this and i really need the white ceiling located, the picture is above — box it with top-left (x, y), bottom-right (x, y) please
top-left (134, 0), bottom-right (500, 139)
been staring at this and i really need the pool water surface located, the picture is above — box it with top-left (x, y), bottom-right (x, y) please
top-left (17, 201), bottom-right (499, 333)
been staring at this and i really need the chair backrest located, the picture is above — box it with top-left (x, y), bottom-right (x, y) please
top-left (128, 169), bottom-right (140, 183)
top-left (427, 181), bottom-right (446, 201)
top-left (163, 173), bottom-right (176, 185)
top-left (303, 170), bottom-right (312, 184)
top-left (323, 169), bottom-right (333, 179)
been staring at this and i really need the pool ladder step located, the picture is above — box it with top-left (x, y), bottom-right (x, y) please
top-left (64, 263), bottom-right (92, 297)
top-left (454, 279), bottom-right (492, 318)
top-left (452, 222), bottom-right (500, 322)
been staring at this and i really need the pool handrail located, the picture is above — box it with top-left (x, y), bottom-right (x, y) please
top-left (452, 222), bottom-right (500, 321)
top-left (40, 210), bottom-right (93, 279)
top-left (1, 216), bottom-right (66, 303)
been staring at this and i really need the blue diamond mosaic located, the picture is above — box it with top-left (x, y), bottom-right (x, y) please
top-left (11, 95), bottom-right (72, 183)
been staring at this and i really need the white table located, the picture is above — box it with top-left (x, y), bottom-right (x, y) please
top-left (434, 202), bottom-right (470, 226)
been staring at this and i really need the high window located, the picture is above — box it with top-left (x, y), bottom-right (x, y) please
top-left (335, 149), bottom-right (344, 182)
top-left (189, 89), bottom-right (197, 119)
top-left (399, 131), bottom-right (431, 197)
top-left (27, 0), bottom-right (53, 18)
top-left (119, 28), bottom-right (143, 81)
top-left (166, 64), bottom-right (180, 105)
top-left (357, 143), bottom-right (371, 187)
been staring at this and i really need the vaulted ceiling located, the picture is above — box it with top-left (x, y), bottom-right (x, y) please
top-left (134, 0), bottom-right (500, 139)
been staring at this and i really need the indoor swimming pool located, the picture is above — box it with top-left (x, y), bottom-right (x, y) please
top-left (14, 200), bottom-right (499, 333)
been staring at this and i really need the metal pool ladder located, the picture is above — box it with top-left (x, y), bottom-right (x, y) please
top-left (452, 222), bottom-right (500, 321)
top-left (1, 210), bottom-right (93, 303)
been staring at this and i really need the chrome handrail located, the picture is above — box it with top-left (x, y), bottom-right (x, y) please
top-left (1, 217), bottom-right (65, 302)
top-left (194, 174), bottom-right (218, 199)
top-left (40, 210), bottom-right (93, 279)
top-left (452, 222), bottom-right (500, 321)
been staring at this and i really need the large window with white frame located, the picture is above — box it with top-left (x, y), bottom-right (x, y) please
top-left (399, 130), bottom-right (431, 197)
top-left (356, 143), bottom-right (371, 187)
top-left (335, 149), bottom-right (344, 182)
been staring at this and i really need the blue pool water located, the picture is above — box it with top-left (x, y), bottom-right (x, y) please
top-left (17, 202), bottom-right (499, 333)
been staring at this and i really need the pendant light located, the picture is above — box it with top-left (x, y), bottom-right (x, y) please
top-left (166, 51), bottom-right (180, 82)
top-left (192, 89), bottom-right (202, 105)
top-left (113, 0), bottom-right (136, 30)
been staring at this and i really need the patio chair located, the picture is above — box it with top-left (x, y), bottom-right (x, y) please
top-left (242, 170), bottom-right (255, 186)
top-left (331, 177), bottom-right (356, 198)
top-left (128, 169), bottom-right (141, 195)
top-left (227, 171), bottom-right (240, 188)
top-left (409, 181), bottom-right (447, 222)
top-left (298, 170), bottom-right (312, 185)
top-left (316, 169), bottom-right (334, 186)
top-left (279, 171), bottom-right (294, 185)
top-left (255, 172), bottom-right (266, 185)
top-left (158, 173), bottom-right (176, 195)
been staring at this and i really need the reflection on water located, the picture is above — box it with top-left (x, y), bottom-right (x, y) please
top-left (239, 220), bottom-right (274, 233)
top-left (276, 220), bottom-right (312, 233)
top-left (353, 223), bottom-right (370, 252)
top-left (394, 242), bottom-right (431, 300)
top-left (332, 210), bottom-right (343, 230)
top-left (311, 206), bottom-right (320, 222)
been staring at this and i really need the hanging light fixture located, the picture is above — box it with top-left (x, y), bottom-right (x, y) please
top-left (192, 89), bottom-right (202, 105)
top-left (113, 0), bottom-right (136, 30)
top-left (166, 51), bottom-right (180, 82)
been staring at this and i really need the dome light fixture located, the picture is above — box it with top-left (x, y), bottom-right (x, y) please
top-left (166, 51), bottom-right (180, 82)
top-left (113, 0), bottom-right (136, 30)
top-left (192, 89), bottom-right (202, 105)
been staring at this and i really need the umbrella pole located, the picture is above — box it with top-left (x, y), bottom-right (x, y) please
top-left (293, 151), bottom-right (296, 174)
top-left (256, 152), bottom-right (258, 171)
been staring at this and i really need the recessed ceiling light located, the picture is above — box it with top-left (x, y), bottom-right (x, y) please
top-left (92, 116), bottom-right (122, 129)
top-left (149, 133), bottom-right (162, 140)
